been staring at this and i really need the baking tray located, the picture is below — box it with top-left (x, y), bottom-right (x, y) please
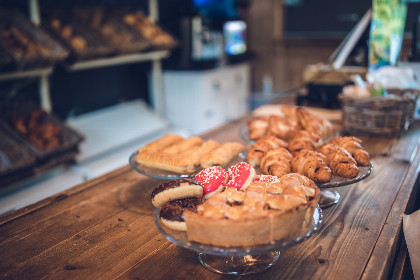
top-left (0, 122), bottom-right (37, 177)
top-left (115, 10), bottom-right (178, 51)
top-left (0, 100), bottom-right (84, 163)
top-left (0, 9), bottom-right (69, 71)
top-left (42, 8), bottom-right (118, 62)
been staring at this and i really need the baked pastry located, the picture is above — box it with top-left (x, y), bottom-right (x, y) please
top-left (184, 173), bottom-right (320, 246)
top-left (288, 130), bottom-right (323, 156)
top-left (329, 136), bottom-right (370, 166)
top-left (194, 166), bottom-right (228, 199)
top-left (280, 105), bottom-right (302, 130)
top-left (162, 136), bottom-right (204, 155)
top-left (200, 142), bottom-right (245, 169)
top-left (226, 162), bottom-right (256, 190)
top-left (138, 134), bottom-right (184, 153)
top-left (246, 135), bottom-right (288, 167)
top-left (292, 150), bottom-right (332, 183)
top-left (247, 116), bottom-right (269, 140)
top-left (266, 115), bottom-right (298, 141)
top-left (151, 178), bottom-right (203, 208)
top-left (297, 107), bottom-right (333, 140)
top-left (253, 174), bottom-right (281, 183)
top-left (159, 197), bottom-right (203, 231)
top-left (260, 148), bottom-right (293, 178)
top-left (318, 143), bottom-right (359, 179)
top-left (136, 150), bottom-right (201, 174)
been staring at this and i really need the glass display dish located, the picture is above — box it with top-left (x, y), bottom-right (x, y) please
top-left (129, 151), bottom-right (245, 180)
top-left (317, 162), bottom-right (373, 208)
top-left (154, 206), bottom-right (323, 275)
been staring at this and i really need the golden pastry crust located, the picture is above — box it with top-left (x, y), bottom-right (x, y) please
top-left (184, 173), bottom-right (320, 247)
top-left (291, 149), bottom-right (332, 183)
top-left (297, 107), bottom-right (333, 140)
top-left (266, 115), bottom-right (298, 141)
top-left (138, 134), bottom-right (184, 153)
top-left (136, 150), bottom-right (200, 174)
top-left (329, 136), bottom-right (370, 166)
top-left (247, 116), bottom-right (269, 141)
top-left (288, 130), bottom-right (323, 156)
top-left (162, 136), bottom-right (204, 155)
top-left (200, 142), bottom-right (245, 169)
top-left (318, 143), bottom-right (359, 178)
top-left (260, 148), bottom-right (292, 178)
top-left (246, 135), bottom-right (288, 167)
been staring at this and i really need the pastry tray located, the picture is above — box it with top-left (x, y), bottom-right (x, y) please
top-left (0, 101), bottom-right (84, 162)
top-left (0, 9), bottom-right (69, 71)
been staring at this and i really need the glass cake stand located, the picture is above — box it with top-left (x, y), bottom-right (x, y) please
top-left (129, 151), bottom-right (245, 180)
top-left (317, 162), bottom-right (373, 208)
top-left (154, 206), bottom-right (323, 275)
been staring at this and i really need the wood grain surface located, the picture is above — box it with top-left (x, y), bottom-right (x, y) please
top-left (0, 109), bottom-right (419, 280)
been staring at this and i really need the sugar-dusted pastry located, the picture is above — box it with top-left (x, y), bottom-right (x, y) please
top-left (247, 116), bottom-right (269, 140)
top-left (226, 162), bottom-right (256, 190)
top-left (195, 166), bottom-right (228, 199)
top-left (138, 134), bottom-right (184, 153)
top-left (292, 149), bottom-right (332, 183)
top-left (159, 197), bottom-right (203, 231)
top-left (329, 136), bottom-right (370, 166)
top-left (318, 143), bottom-right (359, 179)
top-left (162, 136), bottom-right (204, 155)
top-left (260, 147), bottom-right (292, 178)
top-left (253, 174), bottom-right (281, 183)
top-left (200, 142), bottom-right (245, 169)
top-left (151, 178), bottom-right (203, 208)
top-left (266, 115), bottom-right (298, 141)
top-left (136, 150), bottom-right (200, 174)
top-left (288, 130), bottom-right (323, 156)
top-left (297, 107), bottom-right (333, 140)
top-left (246, 135), bottom-right (288, 167)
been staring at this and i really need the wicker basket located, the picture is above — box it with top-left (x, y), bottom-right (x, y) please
top-left (338, 88), bottom-right (419, 136)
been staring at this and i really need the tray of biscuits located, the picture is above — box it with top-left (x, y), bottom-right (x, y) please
top-left (130, 134), bottom-right (246, 179)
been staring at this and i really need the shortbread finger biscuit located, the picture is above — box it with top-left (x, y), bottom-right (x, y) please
top-left (136, 150), bottom-right (200, 174)
top-left (162, 136), bottom-right (204, 155)
top-left (200, 142), bottom-right (245, 169)
top-left (139, 134), bottom-right (184, 153)
top-left (151, 178), bottom-right (203, 208)
top-left (180, 140), bottom-right (220, 164)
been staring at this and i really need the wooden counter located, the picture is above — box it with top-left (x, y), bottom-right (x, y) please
top-left (1, 111), bottom-right (419, 280)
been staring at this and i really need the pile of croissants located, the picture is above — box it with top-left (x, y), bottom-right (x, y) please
top-left (246, 106), bottom-right (370, 184)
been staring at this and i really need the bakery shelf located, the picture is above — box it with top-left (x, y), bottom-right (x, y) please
top-left (66, 50), bottom-right (170, 71)
top-left (0, 67), bottom-right (53, 81)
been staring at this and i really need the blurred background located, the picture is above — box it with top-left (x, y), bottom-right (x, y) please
top-left (0, 0), bottom-right (419, 214)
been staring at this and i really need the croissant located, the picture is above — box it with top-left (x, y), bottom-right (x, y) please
top-left (266, 115), bottom-right (299, 141)
top-left (318, 143), bottom-right (359, 178)
top-left (280, 105), bottom-right (302, 130)
top-left (329, 136), bottom-right (370, 166)
top-left (246, 135), bottom-right (288, 167)
top-left (297, 107), bottom-right (333, 139)
top-left (247, 116), bottom-right (269, 141)
top-left (288, 130), bottom-right (323, 156)
top-left (291, 149), bottom-right (332, 183)
top-left (260, 148), bottom-right (293, 178)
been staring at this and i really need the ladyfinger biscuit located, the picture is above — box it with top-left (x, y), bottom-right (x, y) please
top-left (162, 136), bottom-right (204, 155)
top-left (136, 150), bottom-right (200, 174)
top-left (200, 142), bottom-right (245, 169)
top-left (139, 134), bottom-right (184, 153)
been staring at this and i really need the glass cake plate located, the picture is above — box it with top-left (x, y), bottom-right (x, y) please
top-left (129, 151), bottom-right (246, 180)
top-left (316, 162), bottom-right (373, 208)
top-left (154, 206), bottom-right (323, 275)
